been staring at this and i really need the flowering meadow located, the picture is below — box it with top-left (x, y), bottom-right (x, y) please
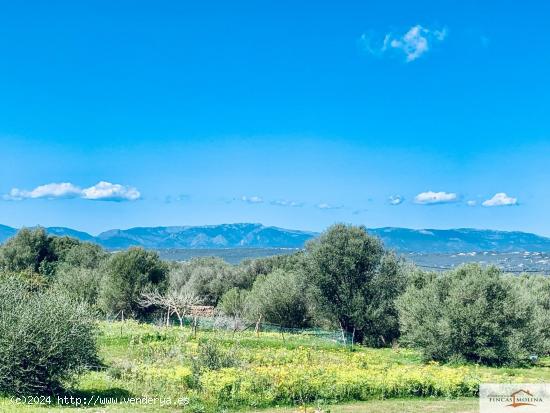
top-left (43, 321), bottom-right (543, 412)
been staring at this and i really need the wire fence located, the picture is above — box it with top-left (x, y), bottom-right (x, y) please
top-left (105, 311), bottom-right (353, 345)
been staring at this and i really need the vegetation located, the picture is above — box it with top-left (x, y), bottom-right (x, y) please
top-left (0, 276), bottom-right (98, 396)
top-left (397, 264), bottom-right (543, 365)
top-left (2, 321), bottom-right (549, 412)
top-left (99, 248), bottom-right (169, 318)
top-left (0, 224), bottom-right (549, 411)
top-left (246, 269), bottom-right (311, 328)
top-left (305, 224), bottom-right (407, 345)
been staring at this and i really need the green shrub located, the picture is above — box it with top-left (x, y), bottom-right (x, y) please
top-left (98, 248), bottom-right (168, 318)
top-left (218, 287), bottom-right (248, 321)
top-left (397, 264), bottom-right (543, 365)
top-left (0, 276), bottom-right (98, 395)
top-left (192, 339), bottom-right (241, 385)
top-left (0, 228), bottom-right (56, 275)
top-left (246, 269), bottom-right (311, 328)
top-left (170, 257), bottom-right (243, 306)
top-left (53, 265), bottom-right (103, 308)
top-left (512, 275), bottom-right (550, 355)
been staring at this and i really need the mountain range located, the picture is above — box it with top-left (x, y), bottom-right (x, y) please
top-left (1, 223), bottom-right (550, 253)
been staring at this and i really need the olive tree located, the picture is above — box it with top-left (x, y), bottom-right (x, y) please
top-left (246, 269), bottom-right (311, 328)
top-left (0, 228), bottom-right (55, 274)
top-left (218, 287), bottom-right (249, 329)
top-left (0, 276), bottom-right (98, 395)
top-left (98, 248), bottom-right (168, 318)
top-left (305, 224), bottom-right (407, 345)
top-left (397, 264), bottom-right (543, 365)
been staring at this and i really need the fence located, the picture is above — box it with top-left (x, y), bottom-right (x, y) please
top-left (106, 311), bottom-right (353, 345)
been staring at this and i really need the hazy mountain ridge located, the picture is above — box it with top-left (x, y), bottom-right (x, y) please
top-left (1, 224), bottom-right (550, 253)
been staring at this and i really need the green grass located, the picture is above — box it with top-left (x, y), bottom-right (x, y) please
top-left (1, 321), bottom-right (548, 412)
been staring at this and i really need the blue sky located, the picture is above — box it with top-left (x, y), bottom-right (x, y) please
top-left (1, 0), bottom-right (549, 235)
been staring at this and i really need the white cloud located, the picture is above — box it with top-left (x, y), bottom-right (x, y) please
top-left (482, 193), bottom-right (518, 207)
top-left (414, 191), bottom-right (458, 205)
top-left (241, 195), bottom-right (263, 204)
top-left (4, 182), bottom-right (82, 200)
top-left (4, 181), bottom-right (141, 202)
top-left (82, 181), bottom-right (140, 201)
top-left (466, 200), bottom-right (477, 207)
top-left (388, 195), bottom-right (404, 205)
top-left (271, 199), bottom-right (304, 207)
top-left (362, 25), bottom-right (447, 62)
top-left (317, 203), bottom-right (343, 210)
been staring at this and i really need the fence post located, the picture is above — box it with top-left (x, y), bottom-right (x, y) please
top-left (255, 314), bottom-right (262, 337)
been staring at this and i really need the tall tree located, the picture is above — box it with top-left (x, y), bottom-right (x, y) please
top-left (0, 228), bottom-right (55, 274)
top-left (99, 248), bottom-right (168, 318)
top-left (306, 224), bottom-right (406, 345)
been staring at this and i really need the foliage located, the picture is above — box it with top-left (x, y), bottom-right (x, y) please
top-left (305, 224), bottom-right (407, 345)
top-left (98, 248), bottom-right (168, 318)
top-left (0, 228), bottom-right (57, 275)
top-left (192, 339), bottom-right (241, 374)
top-left (0, 276), bottom-right (98, 395)
top-left (218, 287), bottom-right (248, 320)
top-left (53, 265), bottom-right (103, 307)
top-left (60, 242), bottom-right (107, 269)
top-left (238, 252), bottom-right (307, 285)
top-left (246, 269), bottom-right (311, 328)
top-left (397, 264), bottom-right (543, 365)
top-left (168, 257), bottom-right (246, 306)
top-left (512, 274), bottom-right (550, 355)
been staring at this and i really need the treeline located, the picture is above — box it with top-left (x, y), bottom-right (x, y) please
top-left (0, 224), bottom-right (549, 395)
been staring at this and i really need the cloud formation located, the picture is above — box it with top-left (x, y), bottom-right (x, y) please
top-left (271, 199), bottom-right (304, 208)
top-left (4, 182), bottom-right (82, 201)
top-left (4, 181), bottom-right (140, 202)
top-left (82, 181), bottom-right (140, 201)
top-left (388, 195), bottom-right (404, 205)
top-left (241, 195), bottom-right (263, 204)
top-left (466, 200), bottom-right (477, 207)
top-left (361, 25), bottom-right (447, 62)
top-left (414, 191), bottom-right (458, 205)
top-left (317, 203), bottom-right (343, 210)
top-left (482, 193), bottom-right (518, 207)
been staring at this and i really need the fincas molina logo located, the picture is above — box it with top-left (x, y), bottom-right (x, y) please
top-left (505, 389), bottom-right (540, 408)
top-left (480, 384), bottom-right (550, 412)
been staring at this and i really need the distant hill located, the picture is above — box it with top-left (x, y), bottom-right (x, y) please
top-left (0, 223), bottom-right (316, 249)
top-left (0, 225), bottom-right (17, 242)
top-left (367, 227), bottom-right (550, 253)
top-left (1, 224), bottom-right (550, 253)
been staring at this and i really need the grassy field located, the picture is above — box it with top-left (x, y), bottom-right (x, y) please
top-left (1, 321), bottom-right (549, 412)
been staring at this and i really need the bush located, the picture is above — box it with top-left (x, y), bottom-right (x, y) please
top-left (53, 265), bottom-right (103, 308)
top-left (59, 242), bottom-right (107, 270)
top-left (218, 288), bottom-right (248, 321)
top-left (397, 264), bottom-right (543, 365)
top-left (246, 269), bottom-right (311, 328)
top-left (170, 258), bottom-right (244, 306)
top-left (99, 248), bottom-right (168, 318)
top-left (0, 276), bottom-right (98, 395)
top-left (192, 339), bottom-right (240, 386)
top-left (0, 228), bottom-right (56, 275)
top-left (513, 275), bottom-right (550, 355)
